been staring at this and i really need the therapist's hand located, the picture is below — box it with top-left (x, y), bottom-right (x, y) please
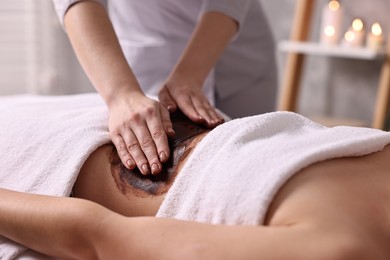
top-left (159, 76), bottom-right (224, 128)
top-left (158, 12), bottom-right (236, 128)
top-left (108, 93), bottom-right (175, 175)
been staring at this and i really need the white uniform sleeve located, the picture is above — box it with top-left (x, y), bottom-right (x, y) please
top-left (52, 0), bottom-right (108, 29)
top-left (200, 0), bottom-right (253, 31)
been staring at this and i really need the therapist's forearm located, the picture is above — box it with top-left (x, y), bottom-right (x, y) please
top-left (169, 12), bottom-right (238, 85)
top-left (64, 1), bottom-right (142, 107)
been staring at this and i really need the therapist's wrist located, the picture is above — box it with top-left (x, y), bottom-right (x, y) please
top-left (105, 85), bottom-right (145, 109)
top-left (167, 68), bottom-right (204, 90)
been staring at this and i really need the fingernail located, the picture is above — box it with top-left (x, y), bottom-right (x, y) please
top-left (167, 126), bottom-right (175, 135)
top-left (141, 164), bottom-right (150, 175)
top-left (151, 163), bottom-right (160, 175)
top-left (127, 159), bottom-right (135, 169)
top-left (159, 152), bottom-right (167, 162)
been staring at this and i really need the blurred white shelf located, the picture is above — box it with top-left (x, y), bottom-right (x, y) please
top-left (279, 41), bottom-right (387, 60)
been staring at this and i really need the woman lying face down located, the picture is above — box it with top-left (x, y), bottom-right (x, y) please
top-left (73, 110), bottom-right (211, 217)
top-left (1, 99), bottom-right (390, 259)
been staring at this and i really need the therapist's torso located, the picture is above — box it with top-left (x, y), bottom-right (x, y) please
top-left (106, 0), bottom-right (275, 105)
top-left (108, 0), bottom-right (215, 102)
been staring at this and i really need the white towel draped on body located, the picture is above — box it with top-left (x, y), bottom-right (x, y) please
top-left (0, 94), bottom-right (110, 259)
top-left (157, 112), bottom-right (390, 225)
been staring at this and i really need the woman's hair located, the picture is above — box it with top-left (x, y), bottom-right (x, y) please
top-left (110, 110), bottom-right (211, 197)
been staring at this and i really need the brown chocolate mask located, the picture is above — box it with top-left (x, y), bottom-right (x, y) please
top-left (110, 110), bottom-right (211, 197)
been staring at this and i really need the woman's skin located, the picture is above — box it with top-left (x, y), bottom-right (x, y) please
top-left (64, 1), bottom-right (232, 175)
top-left (2, 123), bottom-right (390, 259)
top-left (74, 111), bottom-right (211, 217)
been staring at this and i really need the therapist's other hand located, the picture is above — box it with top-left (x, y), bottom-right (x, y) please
top-left (108, 93), bottom-right (175, 175)
top-left (159, 78), bottom-right (224, 128)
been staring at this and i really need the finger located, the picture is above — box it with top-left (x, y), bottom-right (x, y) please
top-left (158, 87), bottom-right (177, 112)
top-left (110, 133), bottom-right (136, 170)
top-left (176, 95), bottom-right (204, 124)
top-left (160, 105), bottom-right (175, 138)
top-left (198, 100), bottom-right (224, 127)
top-left (146, 109), bottom-right (171, 167)
top-left (131, 121), bottom-right (162, 175)
top-left (192, 95), bottom-right (224, 127)
top-left (191, 97), bottom-right (216, 127)
top-left (208, 107), bottom-right (225, 126)
top-left (122, 128), bottom-right (151, 175)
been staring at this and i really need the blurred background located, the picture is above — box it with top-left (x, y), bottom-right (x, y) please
top-left (0, 0), bottom-right (389, 125)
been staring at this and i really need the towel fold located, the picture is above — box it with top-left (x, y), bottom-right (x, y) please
top-left (0, 94), bottom-right (110, 259)
top-left (157, 112), bottom-right (390, 225)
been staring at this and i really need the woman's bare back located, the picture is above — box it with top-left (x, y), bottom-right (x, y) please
top-left (265, 145), bottom-right (390, 258)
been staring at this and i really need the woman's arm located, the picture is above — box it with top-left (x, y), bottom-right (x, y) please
top-left (159, 12), bottom-right (238, 127)
top-left (0, 188), bottom-right (329, 260)
top-left (0, 188), bottom-right (109, 259)
top-left (64, 1), bottom-right (174, 175)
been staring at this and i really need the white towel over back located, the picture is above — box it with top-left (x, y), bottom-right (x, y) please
top-left (0, 94), bottom-right (110, 259)
top-left (157, 112), bottom-right (390, 225)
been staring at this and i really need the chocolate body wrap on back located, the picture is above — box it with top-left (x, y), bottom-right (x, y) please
top-left (110, 110), bottom-right (211, 197)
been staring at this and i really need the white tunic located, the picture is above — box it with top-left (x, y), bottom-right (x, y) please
top-left (53, 0), bottom-right (276, 107)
